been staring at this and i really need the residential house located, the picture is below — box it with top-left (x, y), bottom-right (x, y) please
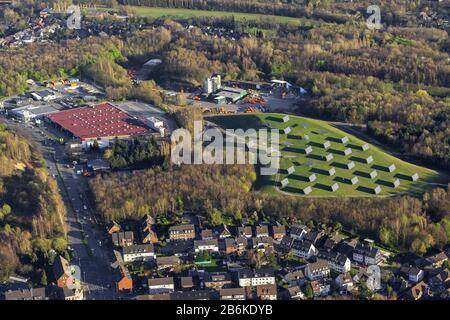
top-left (428, 270), bottom-right (450, 290)
top-left (180, 276), bottom-right (195, 290)
top-left (290, 224), bottom-right (310, 241)
top-left (250, 237), bottom-right (274, 252)
top-left (310, 279), bottom-right (331, 297)
top-left (201, 229), bottom-right (214, 240)
top-left (303, 231), bottom-right (325, 245)
top-left (122, 244), bottom-right (155, 263)
top-left (353, 240), bottom-right (382, 266)
top-left (204, 272), bottom-right (232, 289)
top-left (156, 256), bottom-right (181, 271)
top-left (219, 288), bottom-right (246, 300)
top-left (148, 277), bottom-right (175, 294)
top-left (53, 255), bottom-right (71, 288)
top-left (168, 224), bottom-right (196, 241)
top-left (317, 250), bottom-right (351, 273)
top-left (215, 224), bottom-right (232, 239)
top-left (305, 261), bottom-right (330, 280)
top-left (107, 221), bottom-right (121, 235)
top-left (4, 287), bottom-right (48, 300)
top-left (400, 266), bottom-right (424, 283)
top-left (407, 281), bottom-right (431, 300)
top-left (271, 225), bottom-right (286, 240)
top-left (112, 231), bottom-right (134, 247)
top-left (236, 226), bottom-right (252, 238)
top-left (238, 268), bottom-right (276, 287)
top-left (425, 252), bottom-right (448, 268)
top-left (291, 240), bottom-right (317, 259)
top-left (236, 237), bottom-right (248, 253)
top-left (335, 273), bottom-right (354, 293)
top-left (282, 270), bottom-right (306, 287)
top-left (335, 239), bottom-right (357, 257)
top-left (141, 215), bottom-right (158, 244)
top-left (194, 239), bottom-right (219, 253)
top-left (112, 250), bottom-right (133, 292)
top-left (58, 287), bottom-right (84, 300)
top-left (278, 236), bottom-right (294, 254)
top-left (257, 284), bottom-right (277, 300)
top-left (161, 240), bottom-right (193, 257)
top-left (322, 233), bottom-right (342, 251)
top-left (255, 225), bottom-right (269, 238)
top-left (287, 286), bottom-right (304, 300)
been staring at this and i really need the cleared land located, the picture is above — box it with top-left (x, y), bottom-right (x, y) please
top-left (208, 113), bottom-right (444, 197)
top-left (100, 6), bottom-right (321, 26)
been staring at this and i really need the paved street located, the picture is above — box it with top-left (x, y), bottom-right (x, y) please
top-left (0, 117), bottom-right (118, 300)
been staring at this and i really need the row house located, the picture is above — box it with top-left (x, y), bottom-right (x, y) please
top-left (250, 237), bottom-right (274, 252)
top-left (310, 279), bottom-right (331, 297)
top-left (156, 256), bottom-right (181, 271)
top-left (142, 215), bottom-right (158, 244)
top-left (287, 286), bottom-right (304, 300)
top-left (353, 241), bottom-right (382, 266)
top-left (291, 240), bottom-right (317, 259)
top-left (255, 225), bottom-right (270, 238)
top-left (112, 231), bottom-right (134, 247)
top-left (238, 268), bottom-right (276, 287)
top-left (201, 229), bottom-right (214, 240)
top-left (215, 224), bottom-right (232, 238)
top-left (194, 239), bottom-right (219, 253)
top-left (282, 270), bottom-right (306, 287)
top-left (305, 261), bottom-right (330, 281)
top-left (317, 250), bottom-right (352, 273)
top-left (272, 225), bottom-right (286, 240)
top-left (220, 288), bottom-right (246, 300)
top-left (290, 224), bottom-right (310, 241)
top-left (256, 284), bottom-right (277, 300)
top-left (148, 277), bottom-right (175, 294)
top-left (236, 226), bottom-right (253, 238)
top-left (335, 273), bottom-right (354, 293)
top-left (204, 272), bottom-right (233, 289)
top-left (223, 237), bottom-right (247, 254)
top-left (122, 244), bottom-right (155, 263)
top-left (168, 224), bottom-right (196, 241)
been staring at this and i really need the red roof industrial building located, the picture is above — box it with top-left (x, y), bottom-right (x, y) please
top-left (47, 103), bottom-right (150, 141)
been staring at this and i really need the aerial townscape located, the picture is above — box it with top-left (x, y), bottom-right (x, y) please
top-left (0, 0), bottom-right (449, 308)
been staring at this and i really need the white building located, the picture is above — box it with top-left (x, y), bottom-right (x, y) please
top-left (148, 277), bottom-right (175, 294)
top-left (291, 240), bottom-right (317, 259)
top-left (238, 269), bottom-right (275, 287)
top-left (123, 244), bottom-right (155, 263)
top-left (290, 224), bottom-right (309, 241)
top-left (305, 261), bottom-right (330, 280)
top-left (194, 239), bottom-right (219, 253)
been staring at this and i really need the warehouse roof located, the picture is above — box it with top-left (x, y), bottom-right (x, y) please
top-left (47, 103), bottom-right (149, 140)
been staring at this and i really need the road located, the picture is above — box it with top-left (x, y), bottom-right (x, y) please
top-left (0, 117), bottom-right (118, 300)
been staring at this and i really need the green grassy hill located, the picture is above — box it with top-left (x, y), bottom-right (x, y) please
top-left (99, 6), bottom-right (321, 26)
top-left (209, 113), bottom-right (445, 197)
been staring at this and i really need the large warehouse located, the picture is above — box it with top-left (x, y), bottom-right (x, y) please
top-left (47, 103), bottom-right (150, 147)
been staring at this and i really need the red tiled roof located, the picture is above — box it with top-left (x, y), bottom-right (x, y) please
top-left (47, 103), bottom-right (149, 140)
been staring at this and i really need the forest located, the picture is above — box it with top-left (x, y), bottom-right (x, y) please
top-left (104, 136), bottom-right (163, 170)
top-left (0, 123), bottom-right (68, 283)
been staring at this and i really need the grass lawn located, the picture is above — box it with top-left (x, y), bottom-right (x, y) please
top-left (99, 6), bottom-right (321, 26)
top-left (208, 113), bottom-right (446, 197)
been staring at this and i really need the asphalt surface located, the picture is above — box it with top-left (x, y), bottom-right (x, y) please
top-left (0, 116), bottom-right (118, 300)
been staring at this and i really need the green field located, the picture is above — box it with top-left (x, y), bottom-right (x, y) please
top-left (209, 113), bottom-right (445, 197)
top-left (100, 6), bottom-right (320, 26)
